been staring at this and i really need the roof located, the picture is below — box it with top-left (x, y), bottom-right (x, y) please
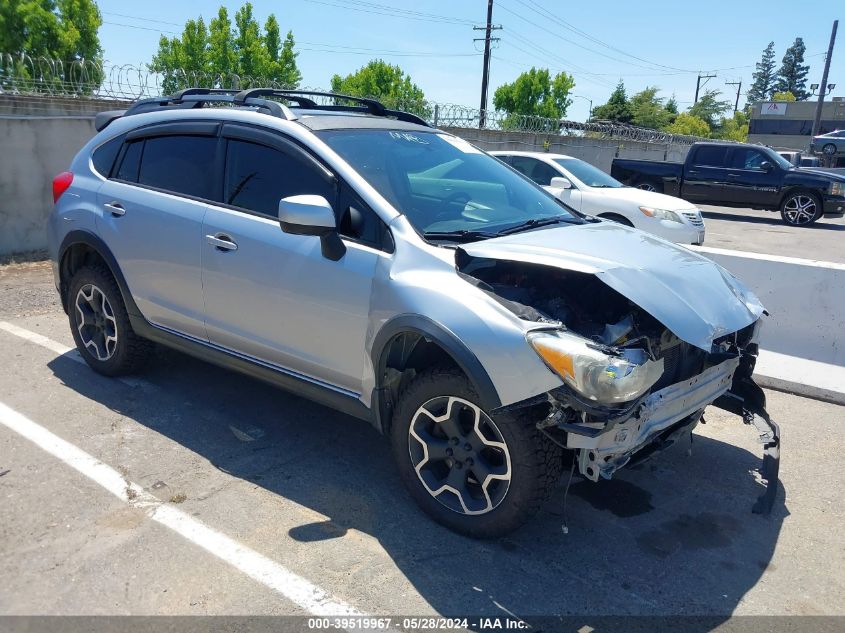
top-left (295, 111), bottom-right (433, 132)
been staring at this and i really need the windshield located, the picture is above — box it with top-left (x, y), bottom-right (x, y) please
top-left (317, 129), bottom-right (580, 239)
top-left (553, 158), bottom-right (624, 188)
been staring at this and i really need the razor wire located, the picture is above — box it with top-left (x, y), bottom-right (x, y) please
top-left (0, 53), bottom-right (702, 145)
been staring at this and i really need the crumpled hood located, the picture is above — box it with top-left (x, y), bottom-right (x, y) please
top-left (458, 221), bottom-right (764, 350)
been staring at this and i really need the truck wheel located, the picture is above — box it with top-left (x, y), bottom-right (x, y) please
top-left (67, 265), bottom-right (153, 376)
top-left (780, 192), bottom-right (822, 226)
top-left (636, 180), bottom-right (662, 193)
top-left (598, 213), bottom-right (634, 227)
top-left (390, 367), bottom-right (563, 538)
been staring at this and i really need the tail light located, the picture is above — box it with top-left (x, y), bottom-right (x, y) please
top-left (52, 171), bottom-right (74, 203)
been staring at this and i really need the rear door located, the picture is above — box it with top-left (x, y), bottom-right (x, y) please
top-left (723, 147), bottom-right (782, 207)
top-left (201, 124), bottom-right (389, 395)
top-left (95, 123), bottom-right (219, 339)
top-left (681, 145), bottom-right (732, 204)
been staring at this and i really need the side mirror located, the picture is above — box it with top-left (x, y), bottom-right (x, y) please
top-left (550, 176), bottom-right (572, 190)
top-left (760, 161), bottom-right (774, 172)
top-left (279, 195), bottom-right (346, 261)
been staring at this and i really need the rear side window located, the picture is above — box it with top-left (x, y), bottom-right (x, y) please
top-left (692, 146), bottom-right (729, 167)
top-left (223, 139), bottom-right (334, 217)
top-left (136, 135), bottom-right (217, 199)
top-left (91, 135), bottom-right (124, 177)
top-left (114, 140), bottom-right (143, 182)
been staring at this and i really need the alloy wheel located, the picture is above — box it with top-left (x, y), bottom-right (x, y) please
top-left (783, 195), bottom-right (818, 225)
top-left (823, 143), bottom-right (837, 156)
top-left (408, 396), bottom-right (511, 515)
top-left (637, 182), bottom-right (657, 192)
top-left (74, 283), bottom-right (118, 361)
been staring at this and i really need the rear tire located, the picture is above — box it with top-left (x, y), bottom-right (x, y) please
top-left (822, 143), bottom-right (837, 156)
top-left (67, 265), bottom-right (153, 376)
top-left (780, 191), bottom-right (822, 226)
top-left (598, 213), bottom-right (634, 227)
top-left (390, 367), bottom-right (562, 538)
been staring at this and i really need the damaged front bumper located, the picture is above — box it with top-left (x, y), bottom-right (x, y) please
top-left (541, 353), bottom-right (780, 514)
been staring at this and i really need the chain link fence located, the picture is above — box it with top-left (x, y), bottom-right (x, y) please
top-left (1, 53), bottom-right (702, 145)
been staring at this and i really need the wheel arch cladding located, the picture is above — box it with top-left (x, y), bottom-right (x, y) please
top-left (371, 315), bottom-right (502, 434)
top-left (58, 231), bottom-right (140, 317)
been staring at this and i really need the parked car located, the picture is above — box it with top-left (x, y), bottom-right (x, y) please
top-left (777, 150), bottom-right (821, 168)
top-left (810, 130), bottom-right (845, 157)
top-left (611, 141), bottom-right (845, 226)
top-left (48, 89), bottom-right (779, 537)
top-left (491, 151), bottom-right (705, 245)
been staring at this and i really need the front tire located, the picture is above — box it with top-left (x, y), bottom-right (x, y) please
top-left (780, 191), bottom-right (822, 226)
top-left (67, 265), bottom-right (153, 376)
top-left (822, 143), bottom-right (837, 156)
top-left (390, 368), bottom-right (562, 538)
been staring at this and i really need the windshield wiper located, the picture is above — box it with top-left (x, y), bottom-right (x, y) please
top-left (423, 229), bottom-right (499, 242)
top-left (496, 216), bottom-right (578, 236)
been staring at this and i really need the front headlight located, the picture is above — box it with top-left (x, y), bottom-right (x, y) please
top-left (639, 206), bottom-right (682, 223)
top-left (831, 181), bottom-right (844, 197)
top-left (528, 330), bottom-right (664, 403)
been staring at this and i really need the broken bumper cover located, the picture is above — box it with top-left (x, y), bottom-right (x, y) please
top-left (556, 356), bottom-right (781, 515)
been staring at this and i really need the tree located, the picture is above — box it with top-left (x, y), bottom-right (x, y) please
top-left (774, 37), bottom-right (810, 100)
top-left (492, 67), bottom-right (575, 122)
top-left (590, 80), bottom-right (632, 123)
top-left (628, 87), bottom-right (675, 130)
top-left (150, 2), bottom-right (301, 93)
top-left (772, 90), bottom-right (796, 102)
top-left (666, 113), bottom-right (710, 137)
top-left (665, 95), bottom-right (679, 115)
top-left (688, 89), bottom-right (731, 128)
top-left (714, 111), bottom-right (749, 142)
top-left (331, 59), bottom-right (428, 116)
top-left (746, 41), bottom-right (777, 105)
top-left (0, 0), bottom-right (103, 93)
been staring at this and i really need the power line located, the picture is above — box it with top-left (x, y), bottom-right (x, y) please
top-left (301, 0), bottom-right (475, 25)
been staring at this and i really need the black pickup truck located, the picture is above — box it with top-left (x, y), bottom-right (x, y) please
top-left (611, 141), bottom-right (845, 226)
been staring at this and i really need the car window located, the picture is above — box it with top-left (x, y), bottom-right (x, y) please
top-left (92, 134), bottom-right (124, 178)
top-left (223, 139), bottom-right (335, 218)
top-left (114, 140), bottom-right (143, 183)
top-left (730, 148), bottom-right (768, 170)
top-left (552, 158), bottom-right (623, 188)
top-left (337, 182), bottom-right (391, 250)
top-left (692, 146), bottom-right (729, 167)
top-left (509, 156), bottom-right (558, 186)
top-left (136, 135), bottom-right (217, 199)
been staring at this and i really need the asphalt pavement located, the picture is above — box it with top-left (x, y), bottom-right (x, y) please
top-left (0, 261), bottom-right (843, 622)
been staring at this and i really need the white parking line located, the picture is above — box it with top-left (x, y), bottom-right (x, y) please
top-left (0, 321), bottom-right (144, 388)
top-left (0, 400), bottom-right (366, 618)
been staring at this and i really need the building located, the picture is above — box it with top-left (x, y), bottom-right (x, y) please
top-left (748, 98), bottom-right (845, 155)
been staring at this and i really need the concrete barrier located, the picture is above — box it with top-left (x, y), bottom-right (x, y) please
top-left (692, 245), bottom-right (845, 403)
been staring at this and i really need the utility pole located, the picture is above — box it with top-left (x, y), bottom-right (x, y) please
top-left (694, 73), bottom-right (717, 103)
top-left (474, 0), bottom-right (501, 128)
top-left (812, 19), bottom-right (838, 138)
top-left (725, 80), bottom-right (742, 112)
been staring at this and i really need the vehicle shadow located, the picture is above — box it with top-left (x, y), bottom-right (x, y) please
top-left (48, 348), bottom-right (787, 625)
top-left (702, 209), bottom-right (845, 231)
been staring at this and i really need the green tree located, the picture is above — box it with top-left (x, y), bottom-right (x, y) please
top-left (331, 59), bottom-right (428, 116)
top-left (774, 37), bottom-right (810, 100)
top-left (666, 112), bottom-right (710, 137)
top-left (590, 80), bottom-right (632, 123)
top-left (772, 90), bottom-right (796, 102)
top-left (714, 111), bottom-right (749, 142)
top-left (746, 41), bottom-right (777, 105)
top-left (665, 95), bottom-right (679, 115)
top-left (492, 67), bottom-right (575, 122)
top-left (628, 86), bottom-right (675, 130)
top-left (0, 0), bottom-right (103, 93)
top-left (150, 2), bottom-right (301, 93)
top-left (688, 89), bottom-right (731, 128)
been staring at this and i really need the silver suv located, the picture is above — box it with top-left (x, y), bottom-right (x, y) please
top-left (48, 89), bottom-right (780, 537)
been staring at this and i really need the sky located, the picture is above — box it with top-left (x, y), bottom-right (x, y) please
top-left (94, 0), bottom-right (843, 122)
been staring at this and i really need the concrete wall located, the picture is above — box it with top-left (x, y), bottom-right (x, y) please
top-left (0, 96), bottom-right (129, 255)
top-left (444, 126), bottom-right (691, 173)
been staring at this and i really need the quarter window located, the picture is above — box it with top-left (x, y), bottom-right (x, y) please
top-left (136, 135), bottom-right (217, 199)
top-left (114, 140), bottom-right (143, 182)
top-left (223, 139), bottom-right (334, 217)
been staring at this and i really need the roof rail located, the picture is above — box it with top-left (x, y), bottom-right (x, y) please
top-left (109, 87), bottom-right (429, 129)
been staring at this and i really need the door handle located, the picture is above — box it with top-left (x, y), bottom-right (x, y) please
top-left (205, 233), bottom-right (238, 252)
top-left (104, 201), bottom-right (125, 217)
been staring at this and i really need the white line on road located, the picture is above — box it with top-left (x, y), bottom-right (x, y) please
top-left (0, 320), bottom-right (144, 388)
top-left (0, 400), bottom-right (366, 618)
